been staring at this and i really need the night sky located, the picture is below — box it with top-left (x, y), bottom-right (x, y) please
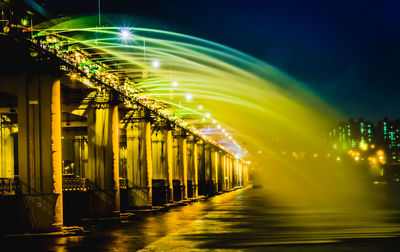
top-left (40, 0), bottom-right (400, 122)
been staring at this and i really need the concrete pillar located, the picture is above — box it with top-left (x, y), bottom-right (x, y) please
top-left (217, 151), bottom-right (223, 192)
top-left (166, 130), bottom-right (173, 202)
top-left (178, 135), bottom-right (188, 200)
top-left (72, 136), bottom-right (87, 178)
top-left (15, 75), bottom-right (63, 231)
top-left (86, 101), bottom-right (120, 216)
top-left (126, 109), bottom-right (152, 208)
top-left (222, 154), bottom-right (228, 191)
top-left (233, 159), bottom-right (239, 188)
top-left (227, 156), bottom-right (233, 190)
top-left (152, 130), bottom-right (164, 180)
top-left (211, 149), bottom-right (219, 194)
top-left (151, 125), bottom-right (172, 206)
top-left (187, 136), bottom-right (198, 198)
top-left (237, 160), bottom-right (242, 187)
top-left (197, 140), bottom-right (206, 196)
top-left (244, 163), bottom-right (249, 186)
top-left (204, 145), bottom-right (212, 195)
top-left (0, 115), bottom-right (14, 178)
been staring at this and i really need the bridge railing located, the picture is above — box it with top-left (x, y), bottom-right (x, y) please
top-left (62, 176), bottom-right (89, 192)
top-left (0, 178), bottom-right (16, 195)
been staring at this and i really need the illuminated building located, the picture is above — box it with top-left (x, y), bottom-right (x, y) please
top-left (376, 117), bottom-right (400, 161)
top-left (329, 118), bottom-right (375, 151)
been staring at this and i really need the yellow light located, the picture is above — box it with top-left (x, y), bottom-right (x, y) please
top-left (379, 156), bottom-right (384, 160)
top-left (355, 156), bottom-right (359, 161)
top-left (371, 144), bottom-right (375, 149)
top-left (336, 157), bottom-right (341, 161)
top-left (313, 153), bottom-right (318, 158)
top-left (360, 142), bottom-right (368, 151)
top-left (377, 150), bottom-right (384, 156)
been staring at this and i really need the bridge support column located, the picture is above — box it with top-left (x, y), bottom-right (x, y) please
top-left (0, 115), bottom-right (14, 179)
top-left (211, 149), bottom-right (219, 194)
top-left (166, 129), bottom-right (173, 202)
top-left (187, 136), bottom-right (198, 198)
top-left (228, 156), bottom-right (233, 190)
top-left (204, 144), bottom-right (212, 196)
top-left (234, 158), bottom-right (239, 188)
top-left (244, 162), bottom-right (249, 186)
top-left (222, 154), bottom-right (228, 191)
top-left (13, 75), bottom-right (63, 232)
top-left (126, 109), bottom-right (152, 208)
top-left (217, 151), bottom-right (223, 192)
top-left (86, 101), bottom-right (120, 217)
top-left (197, 140), bottom-right (206, 196)
top-left (151, 125), bottom-right (172, 206)
top-left (237, 160), bottom-right (242, 187)
top-left (178, 134), bottom-right (188, 200)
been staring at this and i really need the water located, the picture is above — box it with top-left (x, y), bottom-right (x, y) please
top-left (4, 185), bottom-right (400, 251)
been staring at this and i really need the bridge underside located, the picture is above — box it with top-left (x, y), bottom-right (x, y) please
top-left (0, 35), bottom-right (248, 233)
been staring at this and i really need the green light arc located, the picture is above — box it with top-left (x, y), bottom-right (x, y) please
top-left (35, 15), bottom-right (343, 159)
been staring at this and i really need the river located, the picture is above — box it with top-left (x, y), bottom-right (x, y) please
top-left (4, 184), bottom-right (400, 251)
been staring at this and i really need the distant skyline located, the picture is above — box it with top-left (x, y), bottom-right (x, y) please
top-left (39, 0), bottom-right (400, 121)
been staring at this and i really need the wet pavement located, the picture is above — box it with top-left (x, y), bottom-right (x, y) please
top-left (3, 185), bottom-right (400, 251)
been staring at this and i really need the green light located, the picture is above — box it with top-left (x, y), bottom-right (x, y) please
top-left (21, 18), bottom-right (29, 26)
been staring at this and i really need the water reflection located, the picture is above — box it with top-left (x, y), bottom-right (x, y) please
top-left (4, 186), bottom-right (400, 251)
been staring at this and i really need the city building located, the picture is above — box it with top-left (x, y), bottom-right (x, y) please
top-left (329, 118), bottom-right (375, 151)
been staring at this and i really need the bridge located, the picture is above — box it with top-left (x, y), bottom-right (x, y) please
top-left (0, 21), bottom-right (249, 232)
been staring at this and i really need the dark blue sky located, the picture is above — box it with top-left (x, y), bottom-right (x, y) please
top-left (42, 0), bottom-right (400, 122)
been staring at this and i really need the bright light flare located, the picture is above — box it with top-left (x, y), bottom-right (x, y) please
top-left (152, 60), bottom-right (160, 68)
top-left (119, 28), bottom-right (132, 41)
